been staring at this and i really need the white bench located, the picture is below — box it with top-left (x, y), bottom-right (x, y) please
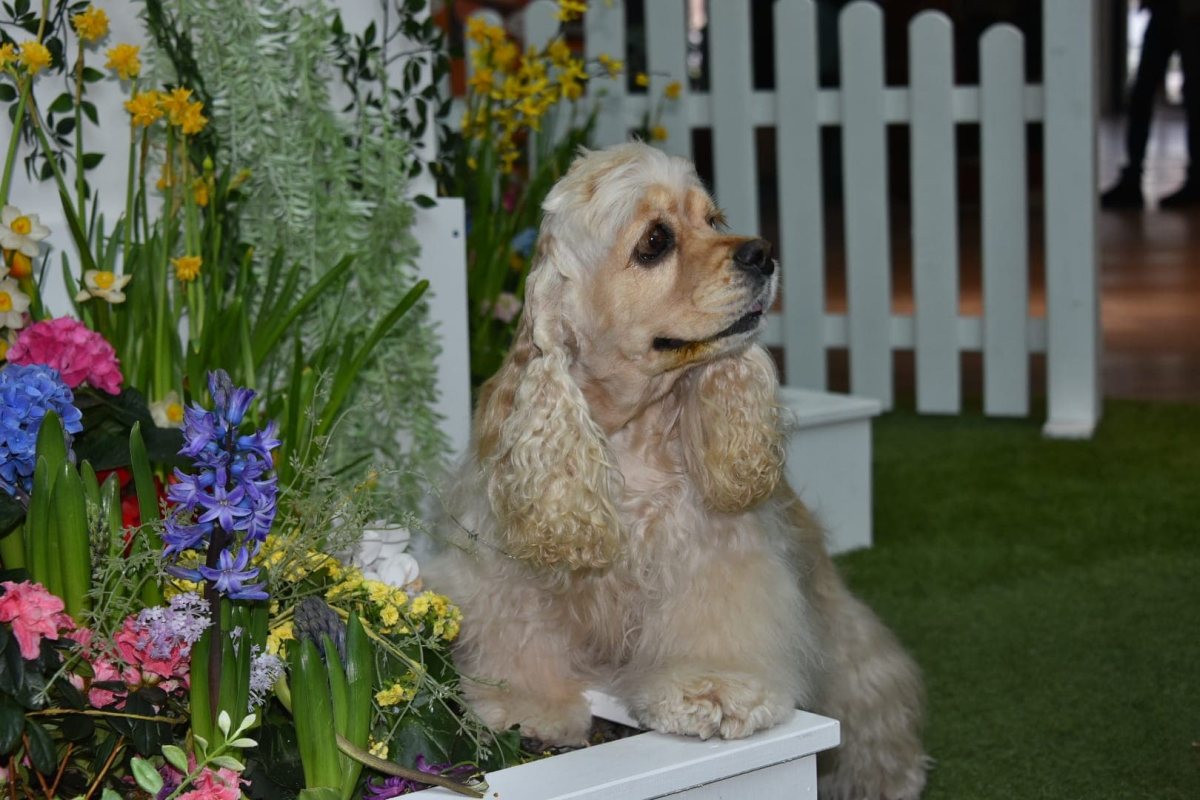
top-left (779, 388), bottom-right (883, 554)
top-left (409, 693), bottom-right (840, 800)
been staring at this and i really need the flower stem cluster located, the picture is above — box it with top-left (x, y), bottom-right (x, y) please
top-left (163, 370), bottom-right (280, 601)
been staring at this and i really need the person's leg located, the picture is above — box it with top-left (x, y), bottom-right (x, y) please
top-left (1159, 8), bottom-right (1200, 206)
top-left (1103, 5), bottom-right (1178, 208)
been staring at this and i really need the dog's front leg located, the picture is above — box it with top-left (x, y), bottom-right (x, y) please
top-left (453, 582), bottom-right (592, 746)
top-left (613, 547), bottom-right (819, 740)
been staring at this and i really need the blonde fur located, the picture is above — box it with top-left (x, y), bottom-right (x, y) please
top-left (428, 143), bottom-right (927, 798)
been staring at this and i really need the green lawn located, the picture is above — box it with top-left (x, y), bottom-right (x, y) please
top-left (836, 400), bottom-right (1200, 799)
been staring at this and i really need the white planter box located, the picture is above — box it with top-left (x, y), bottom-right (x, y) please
top-left (778, 388), bottom-right (882, 554)
top-left (408, 695), bottom-right (840, 800)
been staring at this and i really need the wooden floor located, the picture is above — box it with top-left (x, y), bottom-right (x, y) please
top-left (1097, 108), bottom-right (1200, 403)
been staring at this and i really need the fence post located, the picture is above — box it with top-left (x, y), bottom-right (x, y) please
top-left (586, 0), bottom-right (628, 147)
top-left (775, 0), bottom-right (826, 389)
top-left (645, 0), bottom-right (692, 161)
top-left (839, 1), bottom-right (893, 409)
top-left (1042, 0), bottom-right (1101, 438)
top-left (708, 0), bottom-right (760, 236)
top-left (909, 11), bottom-right (961, 413)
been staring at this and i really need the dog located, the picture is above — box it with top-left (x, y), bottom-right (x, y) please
top-left (427, 143), bottom-right (927, 799)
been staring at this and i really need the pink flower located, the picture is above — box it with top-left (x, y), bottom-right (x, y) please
top-left (0, 581), bottom-right (74, 660)
top-left (178, 765), bottom-right (243, 800)
top-left (114, 616), bottom-right (189, 683)
top-left (87, 654), bottom-right (141, 709)
top-left (8, 317), bottom-right (123, 394)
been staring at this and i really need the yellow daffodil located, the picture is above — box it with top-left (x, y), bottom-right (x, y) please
top-left (172, 255), bottom-right (202, 282)
top-left (0, 43), bottom-right (16, 71)
top-left (597, 53), bottom-right (623, 78)
top-left (664, 80), bottom-right (683, 100)
top-left (557, 0), bottom-right (588, 23)
top-left (179, 100), bottom-right (207, 135)
top-left (466, 16), bottom-right (491, 44)
top-left (468, 67), bottom-right (494, 94)
top-left (547, 38), bottom-right (572, 67)
top-left (651, 125), bottom-right (668, 141)
top-left (124, 90), bottom-right (163, 127)
top-left (105, 42), bottom-right (140, 79)
top-left (150, 390), bottom-right (185, 429)
top-left (558, 59), bottom-right (588, 100)
top-left (72, 6), bottom-right (110, 43)
top-left (493, 40), bottom-right (519, 72)
top-left (0, 277), bottom-right (31, 328)
top-left (160, 87), bottom-right (193, 125)
top-left (18, 41), bottom-right (52, 75)
top-left (75, 269), bottom-right (132, 303)
top-left (0, 206), bottom-right (49, 257)
top-left (635, 72), bottom-right (649, 88)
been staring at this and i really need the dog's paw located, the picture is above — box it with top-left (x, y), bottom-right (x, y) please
top-left (627, 671), bottom-right (793, 740)
top-left (471, 691), bottom-right (592, 746)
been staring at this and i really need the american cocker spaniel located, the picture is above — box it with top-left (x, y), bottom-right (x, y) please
top-left (428, 143), bottom-right (927, 799)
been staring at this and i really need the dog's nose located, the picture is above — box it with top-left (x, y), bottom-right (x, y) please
top-left (733, 238), bottom-right (774, 277)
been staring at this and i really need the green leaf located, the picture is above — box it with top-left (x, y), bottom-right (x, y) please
top-left (162, 744), bottom-right (188, 773)
top-left (0, 698), bottom-right (23, 754)
top-left (48, 92), bottom-right (72, 114)
top-left (102, 789), bottom-right (122, 800)
top-left (130, 755), bottom-right (163, 795)
top-left (228, 737), bottom-right (257, 749)
top-left (211, 755), bottom-right (245, 771)
top-left (23, 719), bottom-right (55, 774)
top-left (297, 789), bottom-right (340, 800)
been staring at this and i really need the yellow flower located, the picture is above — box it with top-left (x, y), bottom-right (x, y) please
top-left (375, 681), bottom-right (416, 707)
top-left (161, 87), bottom-right (194, 126)
top-left (597, 53), bottom-right (623, 78)
top-left (635, 72), bottom-right (649, 88)
top-left (651, 125), bottom-right (668, 141)
top-left (664, 80), bottom-right (683, 100)
top-left (105, 43), bottom-right (140, 80)
top-left (172, 255), bottom-right (202, 282)
top-left (499, 148), bottom-right (520, 175)
top-left (179, 100), bottom-right (208, 135)
top-left (468, 67), bottom-right (494, 94)
top-left (558, 59), bottom-right (588, 100)
top-left (546, 38), bottom-right (572, 67)
top-left (0, 277), bottom-right (30, 328)
top-left (492, 41), bottom-right (519, 73)
top-left (380, 604), bottom-right (401, 629)
top-left (368, 739), bottom-right (388, 760)
top-left (0, 339), bottom-right (7, 361)
top-left (466, 16), bottom-right (491, 44)
top-left (266, 621), bottom-right (294, 656)
top-left (150, 391), bottom-right (185, 429)
top-left (124, 91), bottom-right (163, 127)
top-left (72, 6), bottom-right (110, 44)
top-left (0, 43), bottom-right (17, 71)
top-left (18, 41), bottom-right (52, 75)
top-left (466, 156), bottom-right (478, 170)
top-left (191, 177), bottom-right (210, 208)
top-left (557, 0), bottom-right (588, 23)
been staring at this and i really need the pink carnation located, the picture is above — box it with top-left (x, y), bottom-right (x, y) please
top-left (0, 581), bottom-right (75, 660)
top-left (178, 763), bottom-right (243, 800)
top-left (8, 317), bottom-right (123, 394)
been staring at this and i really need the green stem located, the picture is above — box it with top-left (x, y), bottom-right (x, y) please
top-left (27, 99), bottom-right (76, 207)
top-left (0, 78), bottom-right (32, 205)
top-left (74, 41), bottom-right (86, 229)
top-left (122, 80), bottom-right (140, 271)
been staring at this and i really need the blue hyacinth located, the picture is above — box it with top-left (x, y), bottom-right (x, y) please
top-left (0, 364), bottom-right (83, 499)
top-left (163, 370), bottom-right (279, 601)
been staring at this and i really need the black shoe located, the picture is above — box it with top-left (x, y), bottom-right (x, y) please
top-left (1158, 180), bottom-right (1200, 208)
top-left (1100, 172), bottom-right (1145, 209)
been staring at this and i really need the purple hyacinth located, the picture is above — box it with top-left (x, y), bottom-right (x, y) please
top-left (362, 756), bottom-right (479, 799)
top-left (161, 370), bottom-right (279, 602)
top-left (131, 592), bottom-right (212, 659)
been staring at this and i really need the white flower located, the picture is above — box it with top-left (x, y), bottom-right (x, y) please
top-left (0, 206), bottom-right (50, 257)
top-left (75, 269), bottom-right (132, 304)
top-left (491, 291), bottom-right (523, 323)
top-left (353, 523), bottom-right (420, 588)
top-left (150, 390), bottom-right (185, 428)
top-left (0, 277), bottom-right (31, 329)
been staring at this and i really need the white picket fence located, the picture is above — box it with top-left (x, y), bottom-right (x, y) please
top-left (505, 0), bottom-right (1101, 437)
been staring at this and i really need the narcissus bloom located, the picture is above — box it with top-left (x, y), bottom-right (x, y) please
top-left (71, 6), bottom-right (110, 43)
top-left (0, 206), bottom-right (50, 257)
top-left (18, 41), bottom-right (51, 74)
top-left (0, 276), bottom-right (30, 328)
top-left (105, 42), bottom-right (140, 80)
top-left (75, 269), bottom-right (132, 304)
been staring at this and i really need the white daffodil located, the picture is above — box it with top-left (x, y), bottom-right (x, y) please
top-left (75, 269), bottom-right (132, 304)
top-left (0, 206), bottom-right (50, 257)
top-left (150, 390), bottom-right (185, 429)
top-left (0, 277), bottom-right (31, 328)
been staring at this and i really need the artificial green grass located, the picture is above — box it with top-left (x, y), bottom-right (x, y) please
top-left (836, 399), bottom-right (1200, 799)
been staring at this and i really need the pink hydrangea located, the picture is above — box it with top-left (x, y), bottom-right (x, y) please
top-left (0, 581), bottom-right (75, 660)
top-left (8, 317), bottom-right (123, 394)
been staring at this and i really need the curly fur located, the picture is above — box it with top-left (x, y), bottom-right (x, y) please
top-left (428, 143), bottom-right (927, 799)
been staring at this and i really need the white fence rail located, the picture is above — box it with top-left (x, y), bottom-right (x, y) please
top-left (506, 0), bottom-right (1101, 436)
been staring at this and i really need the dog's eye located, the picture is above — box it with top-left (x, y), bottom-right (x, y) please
top-left (707, 211), bottom-right (727, 230)
top-left (635, 223), bottom-right (674, 265)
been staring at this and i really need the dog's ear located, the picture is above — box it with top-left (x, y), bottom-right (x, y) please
top-left (677, 344), bottom-right (784, 513)
top-left (475, 234), bottom-right (622, 571)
